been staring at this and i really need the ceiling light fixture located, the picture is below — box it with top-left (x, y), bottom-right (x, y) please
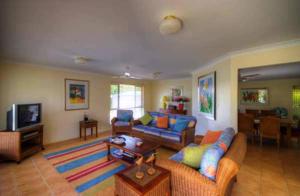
top-left (74, 56), bottom-right (88, 65)
top-left (159, 15), bottom-right (182, 35)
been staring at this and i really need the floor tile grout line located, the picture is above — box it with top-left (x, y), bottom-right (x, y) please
top-left (31, 157), bottom-right (55, 196)
top-left (10, 165), bottom-right (20, 195)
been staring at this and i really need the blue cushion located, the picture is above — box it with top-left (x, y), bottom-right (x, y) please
top-left (173, 118), bottom-right (189, 132)
top-left (200, 144), bottom-right (225, 181)
top-left (215, 127), bottom-right (235, 152)
top-left (117, 110), bottom-right (133, 122)
top-left (114, 121), bottom-right (130, 126)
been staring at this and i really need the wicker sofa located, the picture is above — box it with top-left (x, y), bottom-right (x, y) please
top-left (156, 132), bottom-right (247, 196)
top-left (131, 112), bottom-right (197, 151)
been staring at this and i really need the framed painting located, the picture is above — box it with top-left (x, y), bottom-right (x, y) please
top-left (198, 72), bottom-right (216, 120)
top-left (171, 87), bottom-right (183, 97)
top-left (240, 88), bottom-right (268, 105)
top-left (65, 79), bottom-right (89, 110)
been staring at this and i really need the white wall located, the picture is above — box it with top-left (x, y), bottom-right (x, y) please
top-left (0, 62), bottom-right (152, 144)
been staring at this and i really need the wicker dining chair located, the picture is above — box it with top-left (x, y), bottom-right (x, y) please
top-left (238, 113), bottom-right (256, 144)
top-left (259, 116), bottom-right (281, 149)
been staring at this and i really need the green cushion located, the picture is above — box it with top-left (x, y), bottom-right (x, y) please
top-left (182, 144), bottom-right (211, 169)
top-left (139, 113), bottom-right (153, 125)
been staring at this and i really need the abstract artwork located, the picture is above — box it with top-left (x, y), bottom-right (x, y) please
top-left (65, 79), bottom-right (89, 110)
top-left (240, 88), bottom-right (268, 105)
top-left (198, 72), bottom-right (216, 120)
top-left (171, 87), bottom-right (183, 97)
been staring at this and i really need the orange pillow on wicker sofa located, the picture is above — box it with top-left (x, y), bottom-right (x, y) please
top-left (156, 116), bottom-right (169, 129)
top-left (201, 130), bottom-right (223, 145)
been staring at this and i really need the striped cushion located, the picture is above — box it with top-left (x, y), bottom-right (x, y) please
top-left (160, 131), bottom-right (181, 142)
top-left (132, 125), bottom-right (147, 133)
top-left (133, 125), bottom-right (162, 136)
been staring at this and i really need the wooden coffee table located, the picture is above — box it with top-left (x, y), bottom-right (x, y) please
top-left (115, 164), bottom-right (170, 196)
top-left (104, 135), bottom-right (160, 165)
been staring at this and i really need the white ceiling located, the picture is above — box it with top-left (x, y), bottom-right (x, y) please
top-left (1, 0), bottom-right (300, 79)
top-left (239, 62), bottom-right (300, 81)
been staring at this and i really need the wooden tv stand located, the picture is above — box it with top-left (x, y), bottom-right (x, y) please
top-left (0, 124), bottom-right (44, 163)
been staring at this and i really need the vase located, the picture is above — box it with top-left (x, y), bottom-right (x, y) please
top-left (178, 103), bottom-right (184, 111)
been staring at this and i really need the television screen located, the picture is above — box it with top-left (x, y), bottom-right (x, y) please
top-left (17, 104), bottom-right (41, 128)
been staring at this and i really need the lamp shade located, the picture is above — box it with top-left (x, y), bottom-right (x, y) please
top-left (159, 16), bottom-right (182, 35)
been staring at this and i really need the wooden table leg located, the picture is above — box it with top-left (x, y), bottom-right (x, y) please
top-left (84, 128), bottom-right (87, 140)
top-left (107, 144), bottom-right (111, 161)
top-left (96, 125), bottom-right (98, 137)
top-left (80, 126), bottom-right (82, 139)
top-left (287, 125), bottom-right (291, 147)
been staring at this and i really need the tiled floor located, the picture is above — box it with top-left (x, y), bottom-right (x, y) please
top-left (1, 133), bottom-right (300, 196)
top-left (232, 142), bottom-right (300, 196)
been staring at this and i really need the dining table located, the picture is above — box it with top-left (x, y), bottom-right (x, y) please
top-left (254, 117), bottom-right (295, 147)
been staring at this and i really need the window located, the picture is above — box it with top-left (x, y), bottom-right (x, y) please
top-left (292, 86), bottom-right (300, 119)
top-left (110, 84), bottom-right (144, 121)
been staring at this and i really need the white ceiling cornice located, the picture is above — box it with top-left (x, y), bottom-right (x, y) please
top-left (192, 39), bottom-right (300, 74)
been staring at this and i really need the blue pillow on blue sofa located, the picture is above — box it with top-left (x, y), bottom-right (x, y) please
top-left (173, 118), bottom-right (189, 132)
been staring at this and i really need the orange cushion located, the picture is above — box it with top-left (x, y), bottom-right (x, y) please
top-left (201, 130), bottom-right (223, 145)
top-left (157, 116), bottom-right (169, 129)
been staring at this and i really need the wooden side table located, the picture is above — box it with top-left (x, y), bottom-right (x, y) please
top-left (79, 120), bottom-right (98, 140)
top-left (115, 164), bottom-right (170, 196)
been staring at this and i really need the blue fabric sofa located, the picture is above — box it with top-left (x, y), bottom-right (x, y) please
top-left (132, 112), bottom-right (197, 150)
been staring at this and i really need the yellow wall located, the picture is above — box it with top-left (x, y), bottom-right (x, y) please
top-left (0, 62), bottom-right (152, 144)
top-left (192, 41), bottom-right (300, 135)
top-left (231, 43), bottom-right (300, 129)
top-left (239, 78), bottom-right (300, 118)
top-left (151, 78), bottom-right (192, 114)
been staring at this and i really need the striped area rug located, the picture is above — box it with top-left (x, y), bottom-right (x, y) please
top-left (44, 138), bottom-right (126, 195)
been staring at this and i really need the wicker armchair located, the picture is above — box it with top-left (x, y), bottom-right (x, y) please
top-left (111, 110), bottom-right (134, 135)
top-left (156, 133), bottom-right (247, 196)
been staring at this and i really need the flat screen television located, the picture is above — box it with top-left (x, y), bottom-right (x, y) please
top-left (7, 103), bottom-right (42, 131)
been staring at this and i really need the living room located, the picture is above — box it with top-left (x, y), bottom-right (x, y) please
top-left (1, 1), bottom-right (300, 196)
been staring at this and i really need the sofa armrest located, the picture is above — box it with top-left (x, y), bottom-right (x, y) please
top-left (181, 127), bottom-right (195, 145)
top-left (133, 119), bottom-right (142, 126)
top-left (194, 135), bottom-right (204, 145)
top-left (156, 159), bottom-right (217, 196)
top-left (111, 117), bottom-right (118, 125)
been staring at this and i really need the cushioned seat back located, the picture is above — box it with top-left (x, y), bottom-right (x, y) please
top-left (216, 133), bottom-right (247, 196)
top-left (149, 112), bottom-right (165, 126)
top-left (171, 114), bottom-right (197, 128)
top-left (117, 110), bottom-right (133, 121)
top-left (148, 112), bottom-right (197, 129)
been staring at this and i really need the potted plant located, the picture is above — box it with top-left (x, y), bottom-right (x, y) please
top-left (174, 96), bottom-right (190, 111)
